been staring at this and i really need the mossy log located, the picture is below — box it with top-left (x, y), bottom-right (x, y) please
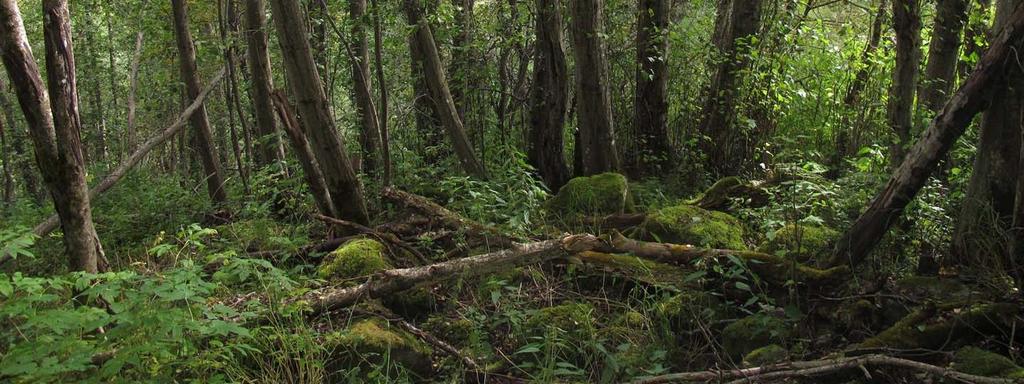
top-left (690, 176), bottom-right (770, 211)
top-left (856, 302), bottom-right (1019, 351)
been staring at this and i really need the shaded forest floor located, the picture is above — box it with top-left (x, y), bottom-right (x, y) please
top-left (2, 163), bottom-right (1024, 383)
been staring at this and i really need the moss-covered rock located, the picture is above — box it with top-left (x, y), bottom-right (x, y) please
top-left (721, 314), bottom-right (791, 360)
top-left (858, 303), bottom-right (1018, 350)
top-left (758, 224), bottom-right (837, 263)
top-left (953, 347), bottom-right (1024, 378)
top-left (325, 318), bottom-right (433, 377)
top-left (317, 238), bottom-right (390, 282)
top-left (642, 204), bottom-right (746, 249)
top-left (742, 344), bottom-right (789, 367)
top-left (690, 177), bottom-right (769, 211)
top-left (546, 173), bottom-right (635, 217)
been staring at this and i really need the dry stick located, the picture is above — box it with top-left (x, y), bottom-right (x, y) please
top-left (632, 354), bottom-right (1023, 384)
top-left (0, 68), bottom-right (227, 266)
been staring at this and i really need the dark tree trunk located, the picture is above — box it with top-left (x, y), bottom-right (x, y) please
top-left (271, 90), bottom-right (335, 218)
top-left (0, 0), bottom-right (106, 272)
top-left (633, 0), bottom-right (671, 177)
top-left (527, 0), bottom-right (570, 190)
top-left (244, 0), bottom-right (281, 167)
top-left (830, 0), bottom-right (887, 178)
top-left (403, 0), bottom-right (487, 178)
top-left (829, 0), bottom-right (1024, 268)
top-left (697, 0), bottom-right (764, 177)
top-left (126, 11), bottom-right (144, 152)
top-left (82, 3), bottom-right (107, 163)
top-left (308, 0), bottom-right (329, 77)
top-left (449, 0), bottom-right (474, 120)
top-left (407, 14), bottom-right (444, 166)
top-left (269, 0), bottom-right (370, 224)
top-left (225, 0), bottom-right (253, 188)
top-left (0, 80), bottom-right (42, 204)
top-left (949, 0), bottom-right (1024, 271)
top-left (887, 0), bottom-right (922, 166)
top-left (0, 106), bottom-right (12, 205)
top-left (371, 0), bottom-right (392, 185)
top-left (171, 0), bottom-right (229, 205)
top-left (350, 0), bottom-right (381, 177)
top-left (920, 0), bottom-right (970, 113)
top-left (218, 0), bottom-right (250, 193)
top-left (570, 0), bottom-right (621, 176)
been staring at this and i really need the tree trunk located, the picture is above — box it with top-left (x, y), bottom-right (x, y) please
top-left (527, 0), bottom-right (570, 190)
top-left (959, 0), bottom-right (993, 80)
top-left (271, 90), bottom-right (336, 218)
top-left (920, 0), bottom-right (970, 113)
top-left (82, 3), bottom-right (107, 163)
top-left (887, 0), bottom-right (922, 166)
top-left (218, 0), bottom-right (250, 194)
top-left (406, 13), bottom-right (444, 165)
top-left (949, 0), bottom-right (1024, 272)
top-left (350, 0), bottom-right (381, 177)
top-left (403, 0), bottom-right (487, 178)
top-left (104, 4), bottom-right (119, 121)
top-left (829, 0), bottom-right (1024, 268)
top-left (125, 16), bottom-right (144, 152)
top-left (570, 0), bottom-right (621, 176)
top-left (0, 107), bottom-right (12, 205)
top-left (244, 0), bottom-right (280, 167)
top-left (697, 0), bottom-right (764, 177)
top-left (633, 0), bottom-right (671, 177)
top-left (225, 0), bottom-right (253, 189)
top-left (449, 0), bottom-right (474, 120)
top-left (0, 0), bottom-right (106, 272)
top-left (830, 0), bottom-right (887, 178)
top-left (371, 0), bottom-right (392, 185)
top-left (0, 79), bottom-right (42, 204)
top-left (269, 0), bottom-right (370, 224)
top-left (171, 0), bottom-right (229, 205)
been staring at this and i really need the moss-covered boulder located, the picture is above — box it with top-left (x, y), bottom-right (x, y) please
top-left (758, 224), bottom-right (837, 263)
top-left (317, 238), bottom-right (390, 281)
top-left (642, 204), bottom-right (746, 249)
top-left (325, 318), bottom-right (433, 378)
top-left (546, 173), bottom-right (635, 217)
top-left (953, 347), bottom-right (1024, 378)
top-left (742, 344), bottom-right (789, 367)
top-left (721, 314), bottom-right (791, 360)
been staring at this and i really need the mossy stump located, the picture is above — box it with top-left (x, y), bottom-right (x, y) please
top-left (546, 173), bottom-right (635, 217)
top-left (317, 238), bottom-right (391, 282)
top-left (325, 318), bottom-right (433, 378)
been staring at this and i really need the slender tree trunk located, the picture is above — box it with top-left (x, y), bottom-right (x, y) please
top-left (104, 4), bottom-right (119, 118)
top-left (226, 0), bottom-right (254, 186)
top-left (570, 0), bottom-right (621, 176)
top-left (125, 22), bottom-right (144, 152)
top-left (633, 0), bottom-right (671, 177)
top-left (920, 0), bottom-right (970, 113)
top-left (171, 0), bottom-right (229, 205)
top-left (949, 0), bottom-right (1024, 271)
top-left (0, 108), bottom-right (12, 205)
top-left (830, 0), bottom-right (887, 178)
top-left (244, 0), bottom-right (280, 167)
top-left (0, 0), bottom-right (106, 272)
top-left (371, 0), bottom-right (392, 185)
top-left (0, 79), bottom-right (42, 204)
top-left (449, 0), bottom-right (474, 120)
top-left (887, 0), bottom-right (922, 166)
top-left (350, 0), bottom-right (381, 177)
top-left (406, 5), bottom-right (444, 165)
top-left (269, 0), bottom-right (370, 224)
top-left (829, 0), bottom-right (1024, 268)
top-left (403, 0), bottom-right (487, 178)
top-left (82, 4), bottom-right (107, 163)
top-left (527, 0), bottom-right (570, 190)
top-left (218, 0), bottom-right (250, 193)
top-left (697, 0), bottom-right (764, 177)
top-left (308, 0), bottom-right (329, 77)
top-left (271, 90), bottom-right (335, 218)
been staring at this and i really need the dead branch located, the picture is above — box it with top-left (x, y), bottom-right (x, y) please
top-left (382, 187), bottom-right (518, 248)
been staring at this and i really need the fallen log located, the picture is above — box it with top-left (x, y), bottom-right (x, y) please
top-left (382, 187), bottom-right (518, 248)
top-left (632, 354), bottom-right (1024, 384)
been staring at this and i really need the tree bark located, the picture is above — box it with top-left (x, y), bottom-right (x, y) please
top-left (920, 0), bottom-right (970, 113)
top-left (82, 2), bottom-right (107, 163)
top-left (218, 0), bottom-right (250, 194)
top-left (403, 0), bottom-right (487, 178)
top-left (269, 0), bottom-right (370, 224)
top-left (887, 0), bottom-right (922, 166)
top-left (570, 0), bottom-right (621, 176)
top-left (448, 0), bottom-right (474, 121)
top-left (244, 0), bottom-right (281, 168)
top-left (271, 90), bottom-right (336, 218)
top-left (633, 0), bottom-right (671, 177)
top-left (697, 0), bottom-right (764, 177)
top-left (0, 79), bottom-right (42, 204)
top-left (171, 0), bottom-right (229, 205)
top-left (829, 0), bottom-right (1024, 268)
top-left (950, 0), bottom-right (1024, 272)
top-left (527, 0), bottom-right (570, 190)
top-left (371, 0), bottom-right (392, 185)
top-left (350, 0), bottom-right (382, 177)
top-left (125, 13), bottom-right (144, 152)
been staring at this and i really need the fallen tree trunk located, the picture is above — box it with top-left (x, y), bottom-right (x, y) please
top-left (0, 68), bottom-right (226, 266)
top-left (382, 187), bottom-right (518, 248)
top-left (632, 354), bottom-right (1023, 384)
top-left (830, 2), bottom-right (1024, 268)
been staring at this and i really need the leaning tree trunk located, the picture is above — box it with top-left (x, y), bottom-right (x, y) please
top-left (403, 0), bottom-right (487, 179)
top-left (269, 0), bottom-right (370, 224)
top-left (697, 0), bottom-right (764, 177)
top-left (570, 0), bottom-right (621, 176)
top-left (829, 0), bottom-right (1024, 268)
top-left (919, 0), bottom-right (969, 113)
top-left (886, 0), bottom-right (922, 167)
top-left (633, 0), bottom-right (671, 177)
top-left (171, 0), bottom-right (229, 205)
top-left (350, 0), bottom-right (382, 177)
top-left (527, 0), bottom-right (570, 190)
top-left (949, 0), bottom-right (1024, 272)
top-left (244, 0), bottom-right (281, 167)
top-left (271, 90), bottom-right (336, 219)
top-left (0, 0), bottom-right (106, 272)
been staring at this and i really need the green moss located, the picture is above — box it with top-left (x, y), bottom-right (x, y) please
top-left (757, 224), bottom-right (837, 263)
top-left (575, 251), bottom-right (693, 289)
top-left (953, 347), bottom-right (1024, 378)
top-left (721, 314), bottom-right (791, 360)
top-left (643, 204), bottom-right (746, 249)
top-left (326, 318), bottom-right (432, 377)
top-left (546, 173), bottom-right (635, 217)
top-left (742, 344), bottom-right (789, 367)
top-left (317, 238), bottom-right (391, 282)
top-left (423, 315), bottom-right (476, 346)
top-left (858, 303), bottom-right (1018, 350)
top-left (525, 302), bottom-right (596, 336)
